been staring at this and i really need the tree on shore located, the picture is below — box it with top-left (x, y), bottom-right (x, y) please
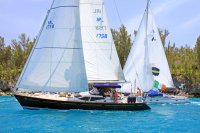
top-left (0, 26), bottom-right (199, 93)
top-left (0, 34), bottom-right (34, 85)
top-left (111, 24), bottom-right (132, 68)
top-left (158, 29), bottom-right (169, 47)
top-left (195, 36), bottom-right (200, 67)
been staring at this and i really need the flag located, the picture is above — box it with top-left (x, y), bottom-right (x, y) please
top-left (161, 84), bottom-right (166, 92)
top-left (153, 80), bottom-right (159, 88)
top-left (152, 67), bottom-right (160, 76)
top-left (153, 80), bottom-right (166, 92)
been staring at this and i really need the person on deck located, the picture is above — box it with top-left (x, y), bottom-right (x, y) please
top-left (99, 89), bottom-right (105, 97)
top-left (137, 87), bottom-right (142, 103)
top-left (113, 89), bottom-right (118, 102)
top-left (137, 87), bottom-right (142, 96)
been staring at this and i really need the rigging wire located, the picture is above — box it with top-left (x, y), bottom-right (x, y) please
top-left (113, 0), bottom-right (123, 25)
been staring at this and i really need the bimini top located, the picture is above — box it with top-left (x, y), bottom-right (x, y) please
top-left (148, 90), bottom-right (163, 97)
top-left (93, 83), bottom-right (121, 88)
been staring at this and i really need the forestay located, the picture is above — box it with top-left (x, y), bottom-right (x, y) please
top-left (16, 0), bottom-right (88, 92)
top-left (80, 0), bottom-right (124, 83)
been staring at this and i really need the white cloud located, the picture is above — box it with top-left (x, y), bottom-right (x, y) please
top-left (174, 14), bottom-right (200, 32)
top-left (169, 14), bottom-right (200, 47)
top-left (153, 0), bottom-right (190, 15)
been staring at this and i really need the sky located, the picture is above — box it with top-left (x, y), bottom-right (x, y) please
top-left (0, 0), bottom-right (200, 47)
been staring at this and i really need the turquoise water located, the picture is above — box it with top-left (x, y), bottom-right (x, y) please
top-left (0, 96), bottom-right (199, 133)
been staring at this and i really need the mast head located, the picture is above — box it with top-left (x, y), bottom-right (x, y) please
top-left (146, 0), bottom-right (150, 11)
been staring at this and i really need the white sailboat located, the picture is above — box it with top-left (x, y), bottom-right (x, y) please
top-left (14, 0), bottom-right (150, 110)
top-left (123, 0), bottom-right (188, 104)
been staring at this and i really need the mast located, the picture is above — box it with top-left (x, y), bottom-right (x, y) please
top-left (146, 0), bottom-right (150, 36)
top-left (143, 0), bottom-right (152, 91)
top-left (144, 0), bottom-right (149, 91)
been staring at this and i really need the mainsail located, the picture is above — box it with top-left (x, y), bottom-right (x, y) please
top-left (16, 0), bottom-right (88, 92)
top-left (80, 0), bottom-right (124, 83)
top-left (123, 1), bottom-right (174, 92)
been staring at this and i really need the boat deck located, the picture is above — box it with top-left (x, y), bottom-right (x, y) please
top-left (14, 92), bottom-right (150, 111)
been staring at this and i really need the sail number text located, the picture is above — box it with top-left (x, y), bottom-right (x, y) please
top-left (93, 9), bottom-right (107, 38)
top-left (96, 26), bottom-right (107, 30)
top-left (93, 9), bottom-right (101, 14)
top-left (96, 34), bottom-right (108, 38)
top-left (46, 21), bottom-right (54, 29)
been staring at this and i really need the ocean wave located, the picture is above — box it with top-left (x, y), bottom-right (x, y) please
top-left (191, 101), bottom-right (200, 106)
top-left (0, 98), bottom-right (13, 103)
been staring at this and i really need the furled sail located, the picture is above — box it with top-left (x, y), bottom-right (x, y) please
top-left (16, 0), bottom-right (88, 92)
top-left (123, 2), bottom-right (174, 92)
top-left (80, 0), bottom-right (125, 83)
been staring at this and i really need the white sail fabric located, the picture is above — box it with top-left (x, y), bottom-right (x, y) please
top-left (16, 0), bottom-right (88, 92)
top-left (123, 11), bottom-right (153, 92)
top-left (147, 8), bottom-right (174, 88)
top-left (123, 5), bottom-right (174, 93)
top-left (80, 0), bottom-right (125, 82)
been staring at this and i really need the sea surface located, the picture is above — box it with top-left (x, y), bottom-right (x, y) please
top-left (0, 96), bottom-right (199, 133)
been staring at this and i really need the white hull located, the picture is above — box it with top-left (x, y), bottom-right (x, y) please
top-left (145, 95), bottom-right (189, 104)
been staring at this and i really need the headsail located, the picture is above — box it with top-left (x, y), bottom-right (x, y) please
top-left (80, 0), bottom-right (125, 83)
top-left (147, 7), bottom-right (174, 88)
top-left (16, 0), bottom-right (88, 92)
top-left (123, 8), bottom-right (153, 92)
top-left (123, 1), bottom-right (174, 92)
